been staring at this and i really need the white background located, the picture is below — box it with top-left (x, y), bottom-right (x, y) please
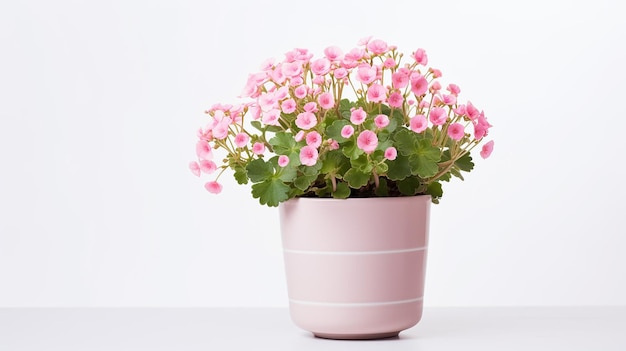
top-left (1, 0), bottom-right (624, 307)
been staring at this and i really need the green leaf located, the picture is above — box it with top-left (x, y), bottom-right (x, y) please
top-left (455, 152), bottom-right (475, 172)
top-left (374, 177), bottom-right (389, 196)
top-left (397, 177), bottom-right (421, 196)
top-left (277, 164), bottom-right (297, 182)
top-left (341, 140), bottom-right (363, 160)
top-left (393, 129), bottom-right (418, 156)
top-left (450, 167), bottom-right (465, 180)
top-left (332, 181), bottom-right (351, 199)
top-left (250, 121), bottom-right (263, 131)
top-left (426, 181), bottom-right (443, 202)
top-left (320, 150), bottom-right (348, 175)
top-left (339, 99), bottom-right (354, 117)
top-left (269, 131), bottom-right (297, 155)
top-left (410, 139), bottom-right (441, 178)
top-left (387, 154), bottom-right (412, 180)
top-left (246, 158), bottom-right (273, 182)
top-left (351, 154), bottom-right (372, 173)
top-left (325, 119), bottom-right (350, 142)
top-left (233, 166), bottom-right (248, 184)
top-left (343, 168), bottom-right (371, 188)
top-left (375, 162), bottom-right (389, 174)
top-left (251, 178), bottom-right (290, 207)
top-left (294, 175), bottom-right (316, 191)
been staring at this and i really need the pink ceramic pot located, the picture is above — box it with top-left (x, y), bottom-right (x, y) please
top-left (279, 196), bottom-right (431, 339)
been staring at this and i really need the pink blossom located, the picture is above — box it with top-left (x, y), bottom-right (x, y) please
top-left (211, 121), bottom-right (230, 140)
top-left (345, 48), bottom-right (366, 61)
top-left (453, 104), bottom-right (466, 117)
top-left (189, 161), bottom-right (201, 177)
top-left (260, 58), bottom-right (275, 71)
top-left (357, 130), bottom-right (378, 154)
top-left (388, 91), bottom-right (404, 108)
top-left (281, 62), bottom-right (302, 78)
top-left (447, 123), bottom-right (465, 141)
top-left (367, 39), bottom-right (388, 54)
top-left (374, 114), bottom-right (390, 128)
top-left (328, 139), bottom-right (339, 150)
top-left (305, 131), bottom-right (322, 148)
top-left (333, 67), bottom-right (348, 79)
top-left (473, 113), bottom-right (492, 139)
top-left (303, 102), bottom-right (318, 112)
top-left (318, 92), bottom-right (335, 110)
top-left (285, 48), bottom-right (312, 62)
top-left (480, 140), bottom-right (494, 159)
top-left (281, 99), bottom-right (297, 114)
top-left (196, 141), bottom-right (213, 160)
top-left (350, 107), bottom-right (367, 125)
top-left (234, 133), bottom-right (250, 148)
top-left (391, 72), bottom-right (409, 89)
top-left (291, 76), bottom-right (304, 86)
top-left (204, 181), bottom-right (223, 194)
top-left (278, 155), bottom-right (290, 167)
top-left (367, 83), bottom-right (387, 103)
top-left (200, 160), bottom-right (217, 174)
top-left (324, 46), bottom-right (343, 61)
top-left (410, 74), bottom-right (428, 96)
top-left (295, 111), bottom-right (317, 130)
top-left (383, 57), bottom-right (396, 68)
top-left (295, 130), bottom-right (305, 142)
top-left (249, 104), bottom-right (262, 120)
top-left (430, 68), bottom-right (442, 78)
top-left (442, 94), bottom-right (457, 105)
top-left (430, 81), bottom-right (442, 92)
top-left (356, 65), bottom-right (377, 84)
top-left (312, 75), bottom-right (326, 85)
top-left (358, 36), bottom-right (373, 46)
top-left (418, 100), bottom-right (430, 108)
top-left (294, 85), bottom-right (308, 99)
top-left (429, 107), bottom-right (448, 125)
top-left (384, 147), bottom-right (397, 160)
top-left (262, 109), bottom-right (281, 125)
top-left (300, 145), bottom-right (319, 166)
top-left (269, 65), bottom-right (286, 84)
top-left (252, 142), bottom-right (265, 155)
top-left (311, 58), bottom-right (331, 75)
top-left (410, 115), bottom-right (428, 133)
top-left (447, 84), bottom-right (461, 96)
top-left (413, 48), bottom-right (428, 65)
top-left (466, 101), bottom-right (480, 120)
top-left (341, 125), bottom-right (354, 138)
top-left (274, 86), bottom-right (289, 100)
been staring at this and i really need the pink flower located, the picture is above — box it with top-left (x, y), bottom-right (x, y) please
top-left (388, 91), bottom-right (404, 108)
top-left (430, 68), bottom-right (442, 78)
top-left (324, 46), bottom-right (343, 61)
top-left (384, 147), bottom-right (397, 160)
top-left (278, 155), bottom-right (290, 167)
top-left (413, 48), bottom-right (428, 65)
top-left (281, 62), bottom-right (302, 78)
top-left (303, 102), bottom-right (318, 112)
top-left (196, 141), bottom-right (213, 160)
top-left (294, 85), bottom-right (308, 99)
top-left (453, 104), bottom-right (466, 117)
top-left (391, 72), bottom-right (409, 89)
top-left (367, 83), bottom-right (387, 103)
top-left (345, 47), bottom-right (365, 61)
top-left (350, 107), bottom-right (367, 125)
top-left (480, 140), bottom-right (494, 159)
top-left (328, 139), bottom-right (339, 150)
top-left (204, 181), bottom-right (223, 194)
top-left (447, 123), bottom-right (465, 141)
top-left (466, 101), bottom-right (480, 120)
top-left (357, 130), bottom-right (378, 154)
top-left (374, 114), bottom-right (389, 128)
top-left (281, 99), bottom-right (297, 114)
top-left (367, 39), bottom-right (388, 54)
top-left (356, 65), bottom-right (377, 84)
top-left (318, 92), bottom-right (335, 110)
top-left (200, 160), bottom-right (217, 174)
top-left (248, 104), bottom-right (262, 120)
top-left (312, 75), bottom-right (326, 85)
top-left (262, 109), bottom-right (281, 125)
top-left (311, 58), bottom-right (331, 75)
top-left (333, 67), bottom-right (348, 79)
top-left (410, 74), bottom-right (428, 96)
top-left (252, 142), bottom-right (265, 155)
top-left (410, 114), bottom-right (428, 133)
top-left (300, 145), bottom-right (319, 166)
top-left (383, 57), bottom-right (396, 68)
top-left (430, 81), bottom-right (442, 92)
top-left (189, 161), bottom-right (201, 177)
top-left (429, 107), bottom-right (448, 126)
top-left (473, 113), bottom-right (492, 139)
top-left (447, 83), bottom-right (461, 96)
top-left (291, 76), bottom-right (304, 86)
top-left (305, 131), bottom-right (322, 148)
top-left (295, 111), bottom-right (317, 130)
top-left (294, 130), bottom-right (305, 142)
top-left (341, 125), bottom-right (354, 138)
top-left (234, 133), bottom-right (250, 148)
top-left (442, 94), bottom-right (457, 105)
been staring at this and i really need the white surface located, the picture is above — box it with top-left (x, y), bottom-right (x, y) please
top-left (1, 0), bottom-right (626, 307)
top-left (1, 307), bottom-right (625, 350)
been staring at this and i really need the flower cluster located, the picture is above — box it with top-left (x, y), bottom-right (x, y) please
top-left (190, 37), bottom-right (494, 207)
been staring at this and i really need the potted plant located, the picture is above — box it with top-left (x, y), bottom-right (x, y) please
top-left (190, 37), bottom-right (494, 339)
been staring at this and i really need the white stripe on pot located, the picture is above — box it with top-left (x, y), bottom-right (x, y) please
top-left (289, 297), bottom-right (424, 307)
top-left (283, 246), bottom-right (427, 256)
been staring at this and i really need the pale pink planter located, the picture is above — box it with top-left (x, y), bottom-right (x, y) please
top-left (279, 196), bottom-right (431, 339)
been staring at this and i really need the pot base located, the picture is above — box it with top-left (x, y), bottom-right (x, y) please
top-left (313, 331), bottom-right (400, 340)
